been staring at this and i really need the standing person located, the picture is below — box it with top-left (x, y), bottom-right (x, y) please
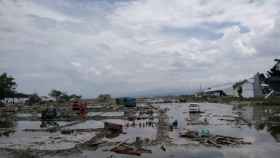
top-left (72, 100), bottom-right (87, 119)
top-left (72, 101), bottom-right (80, 112)
top-left (40, 105), bottom-right (58, 128)
top-left (40, 108), bottom-right (48, 128)
top-left (79, 102), bottom-right (87, 119)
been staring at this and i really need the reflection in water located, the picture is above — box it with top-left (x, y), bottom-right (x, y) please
top-left (0, 112), bottom-right (16, 129)
top-left (0, 111), bottom-right (16, 137)
top-left (267, 124), bottom-right (280, 142)
top-left (236, 105), bottom-right (280, 142)
top-left (189, 113), bottom-right (201, 122)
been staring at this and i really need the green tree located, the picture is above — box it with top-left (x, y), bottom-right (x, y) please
top-left (49, 89), bottom-right (62, 101)
top-left (49, 89), bottom-right (82, 102)
top-left (27, 93), bottom-right (41, 105)
top-left (60, 92), bottom-right (70, 102)
top-left (60, 92), bottom-right (82, 102)
top-left (69, 94), bottom-right (81, 99)
top-left (0, 73), bottom-right (17, 100)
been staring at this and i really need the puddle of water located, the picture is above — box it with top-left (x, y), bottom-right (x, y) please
top-left (0, 120), bottom-right (96, 151)
top-left (87, 112), bottom-right (104, 117)
top-left (0, 131), bottom-right (96, 151)
top-left (101, 112), bottom-right (124, 117)
top-left (15, 121), bottom-right (70, 130)
top-left (87, 112), bottom-right (124, 117)
top-left (64, 120), bottom-right (104, 130)
top-left (16, 113), bottom-right (41, 118)
top-left (160, 103), bottom-right (280, 144)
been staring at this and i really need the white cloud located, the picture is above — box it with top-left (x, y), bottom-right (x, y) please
top-left (0, 0), bottom-right (279, 97)
top-left (71, 62), bottom-right (81, 67)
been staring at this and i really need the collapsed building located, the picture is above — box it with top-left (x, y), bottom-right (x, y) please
top-left (202, 59), bottom-right (280, 98)
top-left (264, 59), bottom-right (280, 97)
top-left (232, 73), bottom-right (265, 98)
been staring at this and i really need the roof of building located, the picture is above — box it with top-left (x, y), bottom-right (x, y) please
top-left (204, 83), bottom-right (234, 92)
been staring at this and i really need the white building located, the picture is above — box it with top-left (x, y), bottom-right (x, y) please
top-left (1, 97), bottom-right (29, 105)
top-left (40, 96), bottom-right (56, 102)
top-left (204, 73), bottom-right (265, 98)
top-left (233, 73), bottom-right (264, 98)
top-left (235, 79), bottom-right (254, 98)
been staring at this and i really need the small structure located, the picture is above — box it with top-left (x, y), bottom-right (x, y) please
top-left (40, 96), bottom-right (56, 102)
top-left (189, 104), bottom-right (202, 113)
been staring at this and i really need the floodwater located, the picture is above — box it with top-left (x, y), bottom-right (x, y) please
top-left (1, 103), bottom-right (280, 158)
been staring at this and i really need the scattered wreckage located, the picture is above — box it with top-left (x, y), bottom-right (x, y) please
top-left (180, 130), bottom-right (252, 148)
top-left (0, 102), bottom-right (259, 157)
top-left (110, 138), bottom-right (152, 156)
top-left (189, 104), bottom-right (204, 113)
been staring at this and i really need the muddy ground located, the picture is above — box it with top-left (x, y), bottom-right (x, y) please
top-left (1, 103), bottom-right (280, 158)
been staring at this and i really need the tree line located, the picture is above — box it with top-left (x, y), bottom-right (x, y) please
top-left (49, 89), bottom-right (82, 102)
top-left (0, 73), bottom-right (17, 100)
top-left (0, 72), bottom-right (82, 105)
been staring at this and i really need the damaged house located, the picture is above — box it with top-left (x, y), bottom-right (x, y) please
top-left (264, 59), bottom-right (280, 97)
top-left (204, 59), bottom-right (280, 99)
top-left (203, 83), bottom-right (235, 97)
top-left (233, 73), bottom-right (264, 98)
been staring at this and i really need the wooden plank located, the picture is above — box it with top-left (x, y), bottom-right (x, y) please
top-left (23, 120), bottom-right (85, 132)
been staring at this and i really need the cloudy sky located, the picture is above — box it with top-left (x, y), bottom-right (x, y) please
top-left (0, 0), bottom-right (279, 98)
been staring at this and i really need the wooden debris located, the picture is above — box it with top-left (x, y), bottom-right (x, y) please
top-left (111, 144), bottom-right (141, 156)
top-left (111, 144), bottom-right (152, 156)
top-left (180, 130), bottom-right (252, 147)
top-left (0, 129), bottom-right (15, 137)
top-left (23, 120), bottom-right (85, 132)
top-left (104, 122), bottom-right (122, 132)
top-left (60, 128), bottom-right (102, 134)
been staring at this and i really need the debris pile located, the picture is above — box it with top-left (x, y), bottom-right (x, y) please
top-left (0, 129), bottom-right (15, 137)
top-left (104, 122), bottom-right (123, 138)
top-left (111, 144), bottom-right (151, 156)
top-left (180, 130), bottom-right (252, 148)
top-left (110, 138), bottom-right (152, 156)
